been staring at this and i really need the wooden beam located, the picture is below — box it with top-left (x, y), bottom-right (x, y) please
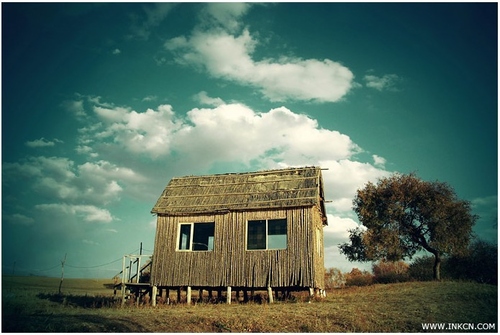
top-left (187, 286), bottom-right (192, 304)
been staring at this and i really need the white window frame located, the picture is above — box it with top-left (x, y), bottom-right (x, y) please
top-left (246, 218), bottom-right (287, 251)
top-left (176, 222), bottom-right (215, 252)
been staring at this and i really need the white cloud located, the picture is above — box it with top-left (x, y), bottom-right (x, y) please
top-left (142, 95), bottom-right (157, 102)
top-left (35, 203), bottom-right (114, 223)
top-left (166, 29), bottom-right (354, 103)
top-left (4, 213), bottom-right (35, 226)
top-left (25, 137), bottom-right (62, 148)
top-left (201, 3), bottom-right (251, 32)
top-left (364, 73), bottom-right (400, 91)
top-left (372, 154), bottom-right (387, 167)
top-left (3, 155), bottom-right (145, 205)
top-left (70, 98), bottom-right (389, 199)
top-left (90, 104), bottom-right (181, 158)
top-left (193, 91), bottom-right (225, 107)
top-left (173, 104), bottom-right (359, 169)
top-left (112, 48), bottom-right (121, 55)
top-left (319, 159), bottom-right (391, 213)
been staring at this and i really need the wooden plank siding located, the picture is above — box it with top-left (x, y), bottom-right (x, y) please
top-left (151, 206), bottom-right (325, 289)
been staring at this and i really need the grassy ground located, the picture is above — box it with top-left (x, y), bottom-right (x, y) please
top-left (2, 276), bottom-right (497, 332)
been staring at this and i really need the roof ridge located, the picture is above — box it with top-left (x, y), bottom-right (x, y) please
top-left (171, 166), bottom-right (320, 180)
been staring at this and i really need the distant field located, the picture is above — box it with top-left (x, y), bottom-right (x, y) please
top-left (2, 276), bottom-right (497, 332)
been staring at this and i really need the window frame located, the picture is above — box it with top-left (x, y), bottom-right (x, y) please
top-left (176, 222), bottom-right (215, 252)
top-left (246, 218), bottom-right (288, 251)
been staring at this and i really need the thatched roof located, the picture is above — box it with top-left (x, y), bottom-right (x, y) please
top-left (152, 166), bottom-right (327, 221)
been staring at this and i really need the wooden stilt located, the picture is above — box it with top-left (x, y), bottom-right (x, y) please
top-left (152, 286), bottom-right (158, 306)
top-left (217, 288), bottom-right (222, 301)
top-left (226, 286), bottom-right (231, 304)
top-left (177, 287), bottom-right (181, 303)
top-left (267, 287), bottom-right (274, 303)
top-left (187, 286), bottom-right (192, 304)
top-left (243, 289), bottom-right (248, 302)
top-left (198, 289), bottom-right (203, 302)
top-left (309, 287), bottom-right (314, 299)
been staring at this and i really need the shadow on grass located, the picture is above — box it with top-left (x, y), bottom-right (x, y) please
top-left (3, 312), bottom-right (148, 332)
top-left (37, 292), bottom-right (118, 308)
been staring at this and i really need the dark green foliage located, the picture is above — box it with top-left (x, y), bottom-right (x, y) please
top-left (446, 239), bottom-right (498, 285)
top-left (408, 256), bottom-right (436, 281)
top-left (409, 239), bottom-right (498, 284)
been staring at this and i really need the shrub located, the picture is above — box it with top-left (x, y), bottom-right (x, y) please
top-left (447, 239), bottom-right (497, 285)
top-left (345, 268), bottom-right (373, 287)
top-left (409, 239), bottom-right (497, 284)
top-left (372, 260), bottom-right (410, 284)
top-left (409, 256), bottom-right (435, 281)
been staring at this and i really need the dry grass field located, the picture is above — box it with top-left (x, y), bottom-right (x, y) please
top-left (2, 275), bottom-right (497, 332)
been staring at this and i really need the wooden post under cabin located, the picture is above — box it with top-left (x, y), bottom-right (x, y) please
top-left (177, 287), bottom-right (181, 303)
top-left (186, 286), bottom-right (192, 304)
top-left (151, 286), bottom-right (158, 306)
top-left (226, 286), bottom-right (231, 304)
top-left (267, 286), bottom-right (274, 303)
top-left (198, 289), bottom-right (203, 302)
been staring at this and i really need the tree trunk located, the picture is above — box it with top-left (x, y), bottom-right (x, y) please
top-left (432, 252), bottom-right (441, 281)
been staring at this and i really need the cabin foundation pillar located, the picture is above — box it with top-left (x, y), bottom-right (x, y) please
top-left (217, 288), bottom-right (222, 301)
top-left (208, 289), bottom-right (213, 301)
top-left (226, 286), bottom-right (231, 304)
top-left (267, 287), bottom-right (274, 303)
top-left (243, 289), bottom-right (249, 302)
top-left (177, 288), bottom-right (181, 303)
top-left (309, 287), bottom-right (314, 299)
top-left (187, 286), bottom-right (192, 304)
top-left (151, 286), bottom-right (158, 306)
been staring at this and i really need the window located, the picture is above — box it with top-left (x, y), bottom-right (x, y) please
top-left (178, 222), bottom-right (215, 251)
top-left (247, 218), bottom-right (287, 250)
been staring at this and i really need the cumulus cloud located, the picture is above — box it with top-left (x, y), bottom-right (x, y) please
top-left (372, 154), bottom-right (387, 167)
top-left (319, 159), bottom-right (391, 213)
top-left (193, 91), bottom-right (225, 106)
top-left (25, 137), bottom-right (62, 148)
top-left (166, 29), bottom-right (354, 103)
top-left (201, 2), bottom-right (251, 32)
top-left (87, 103), bottom-right (180, 158)
top-left (364, 73), bottom-right (401, 91)
top-left (142, 95), bottom-right (157, 102)
top-left (35, 203), bottom-right (114, 223)
top-left (3, 155), bottom-right (144, 206)
top-left (68, 97), bottom-right (391, 216)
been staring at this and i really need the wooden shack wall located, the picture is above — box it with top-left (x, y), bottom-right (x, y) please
top-left (151, 207), bottom-right (325, 289)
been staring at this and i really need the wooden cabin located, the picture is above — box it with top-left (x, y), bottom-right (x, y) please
top-left (149, 166), bottom-right (328, 304)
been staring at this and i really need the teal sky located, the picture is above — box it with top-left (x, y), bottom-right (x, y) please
top-left (2, 3), bottom-right (497, 278)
